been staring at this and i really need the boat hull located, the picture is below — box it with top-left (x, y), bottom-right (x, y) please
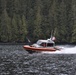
top-left (23, 45), bottom-right (57, 53)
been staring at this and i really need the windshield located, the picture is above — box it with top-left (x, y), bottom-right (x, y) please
top-left (47, 43), bottom-right (54, 47)
top-left (40, 42), bottom-right (54, 47)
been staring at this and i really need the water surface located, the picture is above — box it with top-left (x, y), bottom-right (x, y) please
top-left (0, 45), bottom-right (76, 75)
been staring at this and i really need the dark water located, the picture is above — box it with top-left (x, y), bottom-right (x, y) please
top-left (0, 45), bottom-right (76, 75)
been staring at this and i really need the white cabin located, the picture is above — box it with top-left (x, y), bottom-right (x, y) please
top-left (32, 38), bottom-right (55, 47)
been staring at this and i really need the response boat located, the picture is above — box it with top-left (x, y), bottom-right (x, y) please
top-left (23, 37), bottom-right (61, 53)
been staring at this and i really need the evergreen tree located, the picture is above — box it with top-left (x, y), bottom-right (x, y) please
top-left (14, 0), bottom-right (20, 14)
top-left (65, 0), bottom-right (73, 42)
top-left (21, 15), bottom-right (28, 42)
top-left (49, 0), bottom-right (57, 37)
top-left (55, 0), bottom-right (67, 42)
top-left (16, 15), bottom-right (22, 42)
top-left (11, 14), bottom-right (18, 42)
top-left (41, 0), bottom-right (51, 38)
top-left (6, 0), bottom-right (15, 18)
top-left (71, 0), bottom-right (76, 43)
top-left (0, 9), bottom-right (11, 42)
top-left (19, 0), bottom-right (27, 16)
top-left (72, 24), bottom-right (76, 43)
top-left (33, 0), bottom-right (43, 41)
top-left (26, 0), bottom-right (36, 39)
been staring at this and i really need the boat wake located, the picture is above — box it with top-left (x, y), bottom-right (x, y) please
top-left (42, 45), bottom-right (76, 54)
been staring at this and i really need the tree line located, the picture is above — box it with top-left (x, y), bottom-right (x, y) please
top-left (0, 0), bottom-right (76, 43)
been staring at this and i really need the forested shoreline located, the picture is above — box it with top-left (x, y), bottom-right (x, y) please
top-left (0, 0), bottom-right (76, 43)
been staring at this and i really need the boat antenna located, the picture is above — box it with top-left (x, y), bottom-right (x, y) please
top-left (26, 37), bottom-right (32, 45)
top-left (50, 30), bottom-right (53, 40)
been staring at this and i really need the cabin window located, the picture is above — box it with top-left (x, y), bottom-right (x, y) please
top-left (40, 43), bottom-right (46, 47)
top-left (47, 43), bottom-right (54, 47)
